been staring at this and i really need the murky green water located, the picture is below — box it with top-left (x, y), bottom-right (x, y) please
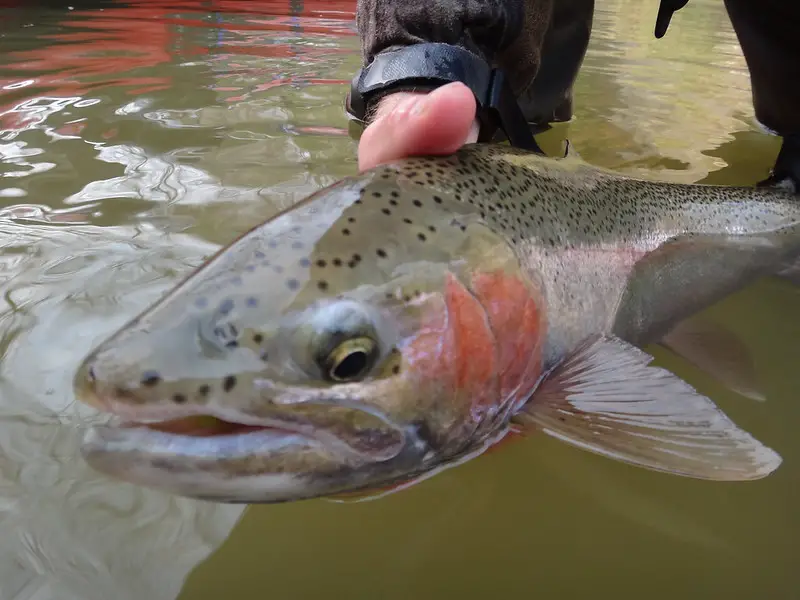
top-left (0, 1), bottom-right (797, 599)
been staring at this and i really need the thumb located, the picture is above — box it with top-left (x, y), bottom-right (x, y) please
top-left (357, 82), bottom-right (479, 172)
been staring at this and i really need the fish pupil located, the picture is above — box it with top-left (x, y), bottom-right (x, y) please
top-left (332, 351), bottom-right (369, 381)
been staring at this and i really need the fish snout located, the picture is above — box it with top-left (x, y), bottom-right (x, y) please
top-left (74, 342), bottom-right (195, 418)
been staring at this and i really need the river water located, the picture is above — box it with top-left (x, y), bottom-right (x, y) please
top-left (0, 1), bottom-right (797, 599)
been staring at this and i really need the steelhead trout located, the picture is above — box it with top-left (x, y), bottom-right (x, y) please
top-left (74, 144), bottom-right (799, 503)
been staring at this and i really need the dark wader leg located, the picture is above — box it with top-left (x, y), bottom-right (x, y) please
top-left (724, 0), bottom-right (800, 189)
top-left (517, 0), bottom-right (595, 129)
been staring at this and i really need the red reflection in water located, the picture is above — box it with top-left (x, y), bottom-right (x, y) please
top-left (0, 0), bottom-right (356, 128)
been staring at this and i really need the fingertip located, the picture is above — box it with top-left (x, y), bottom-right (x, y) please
top-left (410, 83), bottom-right (478, 153)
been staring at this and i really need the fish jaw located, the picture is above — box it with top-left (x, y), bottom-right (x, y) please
top-left (80, 420), bottom-right (431, 504)
top-left (81, 423), bottom-right (353, 504)
top-left (76, 373), bottom-right (435, 503)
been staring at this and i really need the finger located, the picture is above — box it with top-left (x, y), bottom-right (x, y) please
top-left (358, 82), bottom-right (479, 172)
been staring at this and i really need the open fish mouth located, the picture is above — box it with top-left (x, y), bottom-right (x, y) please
top-left (76, 375), bottom-right (421, 502)
top-left (120, 415), bottom-right (278, 437)
top-left (82, 406), bottom-right (407, 462)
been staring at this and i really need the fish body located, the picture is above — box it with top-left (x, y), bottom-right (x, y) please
top-left (74, 144), bottom-right (799, 503)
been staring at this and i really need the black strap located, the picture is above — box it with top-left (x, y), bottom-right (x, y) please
top-left (345, 43), bottom-right (545, 154)
top-left (654, 0), bottom-right (690, 38)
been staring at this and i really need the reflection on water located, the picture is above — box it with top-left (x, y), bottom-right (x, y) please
top-left (0, 1), bottom-right (797, 599)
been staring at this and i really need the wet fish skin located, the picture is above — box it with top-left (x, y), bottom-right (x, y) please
top-left (74, 144), bottom-right (798, 503)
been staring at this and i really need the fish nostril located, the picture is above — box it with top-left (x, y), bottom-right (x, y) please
top-left (74, 362), bottom-right (107, 409)
top-left (140, 370), bottom-right (162, 387)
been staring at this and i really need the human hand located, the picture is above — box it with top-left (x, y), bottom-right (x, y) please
top-left (357, 82), bottom-right (480, 172)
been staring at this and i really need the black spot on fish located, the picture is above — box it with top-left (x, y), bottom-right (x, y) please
top-left (382, 208), bottom-right (391, 215)
top-left (376, 248), bottom-right (387, 258)
top-left (433, 195), bottom-right (442, 204)
top-left (246, 297), bottom-right (258, 308)
top-left (255, 250), bottom-right (266, 259)
top-left (223, 376), bottom-right (236, 392)
top-left (372, 192), bottom-right (382, 198)
top-left (316, 259), bottom-right (327, 268)
top-left (299, 258), bottom-right (311, 268)
top-left (287, 278), bottom-right (300, 291)
top-left (198, 384), bottom-right (210, 397)
top-left (333, 258), bottom-right (343, 267)
top-left (342, 228), bottom-right (351, 236)
top-left (194, 297), bottom-right (208, 309)
top-left (292, 241), bottom-right (303, 250)
top-left (141, 371), bottom-right (161, 387)
top-left (253, 333), bottom-right (263, 344)
top-left (318, 280), bottom-right (329, 291)
top-left (412, 199), bottom-right (422, 207)
top-left (392, 365), bottom-right (401, 375)
top-left (417, 233), bottom-right (427, 242)
top-left (173, 393), bottom-right (187, 404)
top-left (219, 299), bottom-right (234, 315)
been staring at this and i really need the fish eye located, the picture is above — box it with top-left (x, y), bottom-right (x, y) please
top-left (294, 298), bottom-right (384, 382)
top-left (322, 336), bottom-right (378, 382)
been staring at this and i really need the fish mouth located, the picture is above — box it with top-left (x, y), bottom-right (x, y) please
top-left (79, 396), bottom-right (425, 504)
top-left (85, 406), bottom-right (407, 461)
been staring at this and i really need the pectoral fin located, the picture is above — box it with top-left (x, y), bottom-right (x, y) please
top-left (512, 335), bottom-right (781, 481)
top-left (658, 315), bottom-right (765, 402)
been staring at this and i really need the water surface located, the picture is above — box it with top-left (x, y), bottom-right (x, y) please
top-left (0, 1), bottom-right (797, 599)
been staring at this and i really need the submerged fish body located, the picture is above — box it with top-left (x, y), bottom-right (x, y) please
top-left (75, 144), bottom-right (799, 503)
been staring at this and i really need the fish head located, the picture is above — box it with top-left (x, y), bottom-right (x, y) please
top-left (75, 155), bottom-right (547, 503)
